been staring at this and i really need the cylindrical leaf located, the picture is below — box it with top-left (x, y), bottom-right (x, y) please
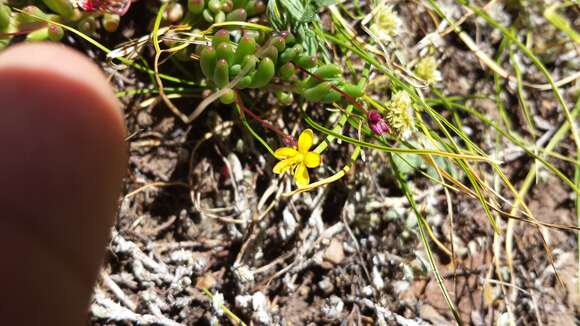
top-left (78, 17), bottom-right (97, 35)
top-left (216, 42), bottom-right (235, 66)
top-left (214, 10), bottom-right (225, 23)
top-left (208, 0), bottom-right (221, 13)
top-left (284, 32), bottom-right (296, 45)
top-left (26, 27), bottom-right (49, 41)
top-left (241, 54), bottom-right (257, 71)
top-left (202, 9), bottom-right (214, 22)
top-left (234, 34), bottom-right (256, 64)
top-left (295, 54), bottom-right (317, 68)
top-left (165, 2), bottom-right (184, 22)
top-left (248, 57), bottom-right (275, 88)
top-left (342, 83), bottom-right (363, 98)
top-left (0, 4), bottom-right (11, 30)
top-left (276, 91), bottom-right (293, 105)
top-left (303, 82), bottom-right (331, 102)
top-left (42, 0), bottom-right (74, 19)
top-left (16, 6), bottom-right (46, 26)
top-left (314, 64), bottom-right (341, 79)
top-left (261, 45), bottom-right (278, 63)
top-left (212, 29), bottom-right (230, 48)
top-left (188, 0), bottom-right (204, 14)
top-left (270, 35), bottom-right (285, 52)
top-left (102, 14), bottom-right (120, 33)
top-left (226, 8), bottom-right (246, 21)
top-left (236, 75), bottom-right (252, 89)
top-left (278, 62), bottom-right (295, 80)
top-left (221, 0), bottom-right (233, 12)
top-left (200, 46), bottom-right (217, 80)
top-left (245, 0), bottom-right (264, 16)
top-left (213, 59), bottom-right (230, 88)
top-left (220, 88), bottom-right (236, 104)
top-left (321, 90), bottom-right (341, 103)
top-left (47, 23), bottom-right (64, 41)
top-left (279, 48), bottom-right (297, 65)
top-left (230, 64), bottom-right (241, 76)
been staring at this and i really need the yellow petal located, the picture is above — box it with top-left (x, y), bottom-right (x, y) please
top-left (294, 162), bottom-right (310, 188)
top-left (273, 158), bottom-right (294, 174)
top-left (298, 129), bottom-right (314, 153)
top-left (274, 147), bottom-right (298, 159)
top-left (304, 152), bottom-right (321, 168)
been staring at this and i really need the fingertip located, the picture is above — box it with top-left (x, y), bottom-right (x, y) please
top-left (0, 42), bottom-right (124, 131)
top-left (0, 42), bottom-right (127, 325)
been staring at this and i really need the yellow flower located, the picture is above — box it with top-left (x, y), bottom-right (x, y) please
top-left (273, 129), bottom-right (321, 188)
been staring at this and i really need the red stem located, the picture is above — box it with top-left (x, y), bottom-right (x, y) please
top-left (235, 91), bottom-right (296, 146)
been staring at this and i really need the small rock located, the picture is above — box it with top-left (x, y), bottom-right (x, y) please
top-left (392, 280), bottom-right (410, 294)
top-left (321, 295), bottom-right (344, 320)
top-left (170, 249), bottom-right (193, 264)
top-left (318, 277), bottom-right (335, 295)
top-left (235, 294), bottom-right (252, 310)
top-left (372, 266), bottom-right (385, 290)
top-left (419, 304), bottom-right (448, 325)
top-left (323, 239), bottom-right (345, 265)
top-left (362, 286), bottom-right (373, 297)
top-left (233, 264), bottom-right (254, 283)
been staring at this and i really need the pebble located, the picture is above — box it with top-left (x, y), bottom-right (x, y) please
top-left (318, 277), bottom-right (335, 295)
top-left (323, 239), bottom-right (345, 265)
top-left (372, 266), bottom-right (385, 290)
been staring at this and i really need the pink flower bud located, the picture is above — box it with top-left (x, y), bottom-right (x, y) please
top-left (77, 0), bottom-right (131, 16)
top-left (367, 111), bottom-right (390, 135)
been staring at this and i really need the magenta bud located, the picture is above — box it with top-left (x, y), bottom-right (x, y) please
top-left (367, 111), bottom-right (389, 135)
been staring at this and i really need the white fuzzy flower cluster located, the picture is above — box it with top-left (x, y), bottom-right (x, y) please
top-left (414, 56), bottom-right (442, 84)
top-left (385, 91), bottom-right (415, 140)
top-left (369, 4), bottom-right (401, 42)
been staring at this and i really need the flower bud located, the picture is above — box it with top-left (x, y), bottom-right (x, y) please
top-left (367, 111), bottom-right (389, 135)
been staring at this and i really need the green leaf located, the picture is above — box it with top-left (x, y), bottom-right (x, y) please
top-left (315, 0), bottom-right (336, 7)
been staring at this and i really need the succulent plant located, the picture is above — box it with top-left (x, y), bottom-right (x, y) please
top-left (196, 28), bottom-right (364, 106)
top-left (187, 0), bottom-right (264, 24)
